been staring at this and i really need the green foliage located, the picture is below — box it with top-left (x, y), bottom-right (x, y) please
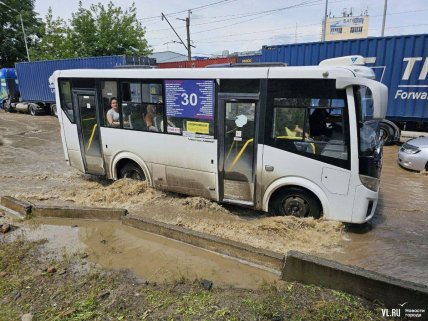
top-left (0, 0), bottom-right (42, 66)
top-left (31, 1), bottom-right (151, 61)
top-left (29, 7), bottom-right (72, 60)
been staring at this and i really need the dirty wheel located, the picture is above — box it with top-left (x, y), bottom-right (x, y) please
top-left (379, 123), bottom-right (394, 145)
top-left (271, 187), bottom-right (321, 219)
top-left (4, 100), bottom-right (12, 112)
top-left (29, 104), bottom-right (37, 116)
top-left (51, 104), bottom-right (58, 117)
top-left (119, 162), bottom-right (145, 180)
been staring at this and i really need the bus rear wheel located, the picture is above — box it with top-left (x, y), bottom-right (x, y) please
top-left (119, 162), bottom-right (145, 180)
top-left (271, 187), bottom-right (321, 219)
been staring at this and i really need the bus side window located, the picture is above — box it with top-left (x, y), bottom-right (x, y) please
top-left (142, 83), bottom-right (164, 132)
top-left (59, 80), bottom-right (74, 123)
top-left (100, 81), bottom-right (118, 127)
top-left (267, 79), bottom-right (350, 169)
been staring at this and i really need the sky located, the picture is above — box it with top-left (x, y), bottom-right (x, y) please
top-left (34, 0), bottom-right (428, 57)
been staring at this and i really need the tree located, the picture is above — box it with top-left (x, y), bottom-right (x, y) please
top-left (30, 8), bottom-right (73, 60)
top-left (31, 1), bottom-right (151, 60)
top-left (0, 0), bottom-right (41, 66)
top-left (70, 1), bottom-right (151, 57)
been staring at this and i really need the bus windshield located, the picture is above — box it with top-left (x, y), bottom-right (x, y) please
top-left (355, 86), bottom-right (381, 153)
top-left (354, 85), bottom-right (382, 178)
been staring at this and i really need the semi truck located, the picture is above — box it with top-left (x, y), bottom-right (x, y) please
top-left (0, 68), bottom-right (20, 112)
top-left (237, 34), bottom-right (428, 143)
top-left (0, 55), bottom-right (155, 116)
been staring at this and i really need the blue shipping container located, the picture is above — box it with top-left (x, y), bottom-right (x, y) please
top-left (260, 34), bottom-right (428, 122)
top-left (15, 55), bottom-right (155, 103)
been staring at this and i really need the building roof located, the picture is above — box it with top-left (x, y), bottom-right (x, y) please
top-left (149, 51), bottom-right (187, 63)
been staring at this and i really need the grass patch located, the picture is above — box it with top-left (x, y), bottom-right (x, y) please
top-left (0, 239), bottom-right (385, 321)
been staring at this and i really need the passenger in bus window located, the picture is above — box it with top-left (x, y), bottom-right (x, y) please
top-left (106, 97), bottom-right (129, 128)
top-left (106, 97), bottom-right (120, 127)
top-left (285, 124), bottom-right (304, 138)
top-left (146, 104), bottom-right (162, 132)
top-left (144, 112), bottom-right (157, 132)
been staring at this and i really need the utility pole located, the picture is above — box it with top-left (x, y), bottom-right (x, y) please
top-left (0, 1), bottom-right (30, 61)
top-left (381, 0), bottom-right (388, 37)
top-left (186, 10), bottom-right (192, 61)
top-left (161, 12), bottom-right (194, 61)
top-left (321, 0), bottom-right (328, 42)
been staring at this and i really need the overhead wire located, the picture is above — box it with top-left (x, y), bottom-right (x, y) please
top-left (138, 0), bottom-right (239, 21)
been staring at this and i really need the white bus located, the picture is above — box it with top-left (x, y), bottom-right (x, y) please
top-left (52, 56), bottom-right (388, 224)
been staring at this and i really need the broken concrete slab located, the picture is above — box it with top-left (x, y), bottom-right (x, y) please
top-left (0, 196), bottom-right (32, 217)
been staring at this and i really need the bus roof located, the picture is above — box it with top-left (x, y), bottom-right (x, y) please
top-left (52, 65), bottom-right (358, 80)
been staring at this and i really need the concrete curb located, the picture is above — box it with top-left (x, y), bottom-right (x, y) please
top-left (282, 251), bottom-right (428, 307)
top-left (0, 196), bottom-right (32, 217)
top-left (0, 204), bottom-right (26, 220)
top-left (31, 205), bottom-right (126, 220)
top-left (123, 215), bottom-right (284, 271)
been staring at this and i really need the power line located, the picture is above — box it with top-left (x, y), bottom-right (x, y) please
top-left (144, 0), bottom-right (323, 33)
top-left (138, 0), bottom-right (238, 21)
top-left (148, 8), bottom-right (428, 43)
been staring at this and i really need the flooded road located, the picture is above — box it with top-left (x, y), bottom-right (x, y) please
top-left (331, 146), bottom-right (428, 285)
top-left (3, 217), bottom-right (277, 288)
top-left (1, 111), bottom-right (427, 286)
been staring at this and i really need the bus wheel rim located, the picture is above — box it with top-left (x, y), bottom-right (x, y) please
top-left (282, 196), bottom-right (308, 217)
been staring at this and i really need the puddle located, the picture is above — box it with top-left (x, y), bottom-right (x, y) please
top-left (4, 217), bottom-right (278, 289)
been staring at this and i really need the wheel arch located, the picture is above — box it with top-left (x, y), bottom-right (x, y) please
top-left (111, 152), bottom-right (152, 186)
top-left (262, 177), bottom-right (329, 218)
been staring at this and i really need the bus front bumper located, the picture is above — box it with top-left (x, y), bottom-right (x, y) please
top-left (351, 185), bottom-right (379, 223)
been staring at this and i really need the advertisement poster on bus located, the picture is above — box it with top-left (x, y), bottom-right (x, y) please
top-left (165, 79), bottom-right (215, 120)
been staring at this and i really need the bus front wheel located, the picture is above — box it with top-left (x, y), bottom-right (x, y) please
top-left (271, 187), bottom-right (321, 219)
top-left (118, 162), bottom-right (145, 181)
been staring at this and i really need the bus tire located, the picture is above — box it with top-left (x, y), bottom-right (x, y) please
top-left (379, 122), bottom-right (395, 145)
top-left (271, 187), bottom-right (321, 219)
top-left (118, 162), bottom-right (145, 180)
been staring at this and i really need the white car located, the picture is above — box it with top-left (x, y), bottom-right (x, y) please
top-left (398, 137), bottom-right (428, 172)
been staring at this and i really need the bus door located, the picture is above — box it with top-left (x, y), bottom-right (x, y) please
top-left (72, 90), bottom-right (105, 175)
top-left (218, 95), bottom-right (258, 205)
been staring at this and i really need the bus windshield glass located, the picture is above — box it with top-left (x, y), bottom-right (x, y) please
top-left (354, 85), bottom-right (380, 155)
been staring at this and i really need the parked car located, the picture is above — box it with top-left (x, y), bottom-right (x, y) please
top-left (398, 137), bottom-right (428, 172)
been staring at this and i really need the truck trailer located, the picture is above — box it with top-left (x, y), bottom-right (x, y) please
top-left (238, 33), bottom-right (428, 143)
top-left (1, 55), bottom-right (155, 116)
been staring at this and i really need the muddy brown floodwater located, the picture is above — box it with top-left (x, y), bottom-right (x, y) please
top-left (1, 111), bottom-right (428, 286)
top-left (330, 146), bottom-right (428, 286)
top-left (2, 217), bottom-right (277, 288)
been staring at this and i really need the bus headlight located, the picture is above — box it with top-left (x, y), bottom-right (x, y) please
top-left (359, 175), bottom-right (379, 192)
